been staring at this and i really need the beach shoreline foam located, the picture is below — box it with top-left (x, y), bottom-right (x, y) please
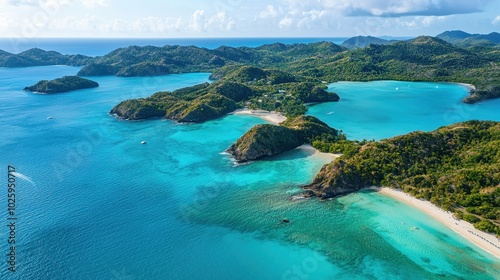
top-left (230, 109), bottom-right (287, 125)
top-left (371, 186), bottom-right (500, 258)
top-left (457, 82), bottom-right (477, 92)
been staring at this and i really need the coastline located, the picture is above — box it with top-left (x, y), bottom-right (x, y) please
top-left (371, 186), bottom-right (500, 258)
top-left (457, 82), bottom-right (477, 92)
top-left (296, 144), bottom-right (342, 162)
top-left (230, 109), bottom-right (287, 125)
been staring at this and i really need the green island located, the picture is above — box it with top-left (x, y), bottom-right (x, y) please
top-left (4, 32), bottom-right (500, 237)
top-left (307, 121), bottom-right (500, 235)
top-left (24, 76), bottom-right (99, 94)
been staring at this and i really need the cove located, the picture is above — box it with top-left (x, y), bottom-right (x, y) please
top-left (307, 80), bottom-right (500, 141)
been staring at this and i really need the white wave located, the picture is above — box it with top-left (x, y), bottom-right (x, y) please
top-left (11, 172), bottom-right (35, 186)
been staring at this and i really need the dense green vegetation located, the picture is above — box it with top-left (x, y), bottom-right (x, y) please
top-left (0, 48), bottom-right (91, 67)
top-left (341, 36), bottom-right (393, 49)
top-left (89, 35), bottom-right (500, 103)
top-left (281, 115), bottom-right (344, 143)
top-left (116, 62), bottom-right (171, 77)
top-left (24, 76), bottom-right (99, 94)
top-left (437, 30), bottom-right (500, 48)
top-left (110, 82), bottom-right (239, 122)
top-left (74, 42), bottom-right (345, 77)
top-left (286, 36), bottom-right (500, 103)
top-left (111, 65), bottom-right (340, 122)
top-left (3, 33), bottom-right (499, 103)
top-left (227, 124), bottom-right (302, 162)
top-left (305, 121), bottom-right (500, 236)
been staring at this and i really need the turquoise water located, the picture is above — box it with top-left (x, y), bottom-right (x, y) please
top-left (0, 67), bottom-right (499, 279)
top-left (308, 81), bottom-right (500, 140)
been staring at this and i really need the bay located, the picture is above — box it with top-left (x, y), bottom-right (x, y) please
top-left (0, 66), bottom-right (498, 279)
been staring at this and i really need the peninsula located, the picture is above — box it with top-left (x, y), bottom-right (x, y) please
top-left (303, 121), bottom-right (500, 240)
top-left (110, 66), bottom-right (340, 123)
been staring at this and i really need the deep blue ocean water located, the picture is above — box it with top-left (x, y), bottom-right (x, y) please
top-left (0, 39), bottom-right (499, 279)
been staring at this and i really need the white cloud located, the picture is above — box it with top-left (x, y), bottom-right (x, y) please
top-left (279, 16), bottom-right (293, 29)
top-left (49, 15), bottom-right (182, 34)
top-left (132, 17), bottom-right (183, 33)
top-left (206, 12), bottom-right (236, 32)
top-left (190, 9), bottom-right (205, 32)
top-left (260, 5), bottom-right (279, 18)
top-left (493, 15), bottom-right (500, 25)
top-left (296, 10), bottom-right (330, 29)
top-left (43, 9), bottom-right (239, 36)
top-left (0, 14), bottom-right (15, 30)
top-left (5, 0), bottom-right (70, 7)
top-left (280, 0), bottom-right (490, 17)
top-left (49, 15), bottom-right (99, 31)
top-left (82, 0), bottom-right (109, 9)
top-left (5, 0), bottom-right (39, 6)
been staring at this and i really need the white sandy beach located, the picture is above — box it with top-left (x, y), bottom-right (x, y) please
top-left (457, 83), bottom-right (477, 92)
top-left (232, 106), bottom-right (500, 258)
top-left (230, 109), bottom-right (287, 125)
top-left (296, 144), bottom-right (342, 162)
top-left (372, 187), bottom-right (500, 258)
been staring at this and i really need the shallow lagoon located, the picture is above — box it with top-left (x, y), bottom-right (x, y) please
top-left (308, 80), bottom-right (500, 140)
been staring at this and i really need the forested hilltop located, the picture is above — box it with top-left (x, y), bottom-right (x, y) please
top-left (2, 34), bottom-right (499, 103)
top-left (110, 66), bottom-right (339, 122)
top-left (0, 48), bottom-right (91, 67)
top-left (306, 121), bottom-right (500, 236)
top-left (24, 76), bottom-right (98, 94)
top-left (78, 36), bottom-right (500, 104)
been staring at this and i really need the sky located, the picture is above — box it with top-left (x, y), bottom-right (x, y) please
top-left (0, 0), bottom-right (499, 38)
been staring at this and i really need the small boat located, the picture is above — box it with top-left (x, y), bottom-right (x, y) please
top-left (327, 112), bottom-right (334, 115)
top-left (410, 226), bottom-right (420, 231)
top-left (395, 87), bottom-right (399, 91)
top-left (47, 116), bottom-right (53, 120)
top-left (141, 141), bottom-right (147, 145)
